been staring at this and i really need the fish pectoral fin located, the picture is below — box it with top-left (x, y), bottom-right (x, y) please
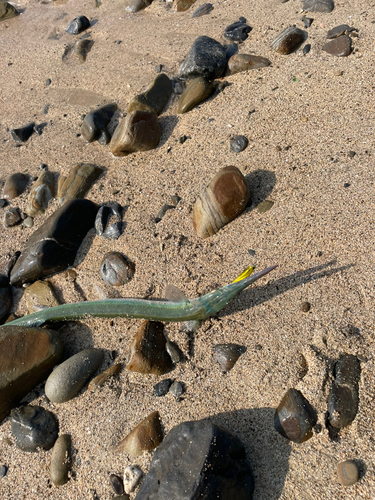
top-left (164, 284), bottom-right (190, 304)
top-left (231, 265), bottom-right (255, 283)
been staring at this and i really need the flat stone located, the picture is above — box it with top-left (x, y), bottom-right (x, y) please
top-left (322, 35), bottom-right (352, 57)
top-left (0, 275), bottom-right (12, 323)
top-left (26, 171), bottom-right (55, 217)
top-left (126, 0), bottom-right (153, 12)
top-left (111, 110), bottom-right (161, 157)
top-left (0, 326), bottom-right (63, 422)
top-left (177, 77), bottom-right (213, 114)
top-left (11, 405), bottom-right (58, 452)
top-left (337, 460), bottom-right (359, 486)
top-left (126, 320), bottom-right (174, 375)
top-left (302, 0), bottom-right (334, 13)
top-left (10, 199), bottom-right (98, 286)
top-left (110, 474), bottom-right (125, 495)
top-left (0, 2), bottom-right (19, 21)
top-left (114, 411), bottom-right (163, 456)
top-left (0, 465), bottom-right (8, 478)
top-left (58, 163), bottom-right (104, 204)
top-left (192, 166), bottom-right (250, 238)
top-left (45, 348), bottom-right (104, 403)
top-left (328, 354), bottom-right (360, 428)
top-left (50, 434), bottom-right (72, 485)
top-left (23, 280), bottom-right (60, 314)
top-left (256, 200), bottom-right (274, 213)
top-left (134, 419), bottom-right (254, 499)
top-left (4, 207), bottom-right (22, 227)
top-left (11, 123), bottom-right (34, 143)
top-left (81, 103), bottom-right (118, 144)
top-left (327, 24), bottom-right (356, 39)
top-left (226, 54), bottom-right (271, 75)
top-left (178, 36), bottom-right (227, 81)
top-left (274, 388), bottom-right (317, 443)
top-left (172, 0), bottom-right (197, 12)
top-left (191, 3), bottom-right (213, 17)
top-left (66, 16), bottom-right (90, 34)
top-left (128, 74), bottom-right (172, 116)
top-left (3, 173), bottom-right (29, 200)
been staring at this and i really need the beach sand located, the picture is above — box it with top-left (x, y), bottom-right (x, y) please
top-left (0, 0), bottom-right (374, 498)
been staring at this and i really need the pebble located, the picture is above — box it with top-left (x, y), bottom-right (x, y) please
top-left (0, 275), bottom-right (12, 323)
top-left (126, 320), bottom-right (174, 375)
top-left (226, 54), bottom-right (271, 75)
top-left (110, 474), bottom-right (125, 495)
top-left (11, 123), bottom-right (35, 143)
top-left (126, 0), bottom-right (152, 13)
top-left (213, 344), bottom-right (246, 373)
top-left (114, 411), bottom-right (163, 456)
top-left (303, 44), bottom-right (311, 55)
top-left (10, 199), bottom-right (98, 286)
top-left (178, 36), bottom-right (227, 81)
top-left (177, 77), bottom-right (213, 114)
top-left (256, 200), bottom-right (274, 213)
top-left (192, 166), bottom-right (250, 238)
top-left (271, 27), bottom-right (305, 55)
top-left (45, 348), bottom-right (104, 403)
top-left (337, 460), bottom-right (359, 486)
top-left (124, 465), bottom-right (143, 494)
top-left (0, 465), bottom-right (8, 478)
top-left (172, 0), bottom-right (197, 11)
top-left (154, 379), bottom-right (173, 397)
top-left (348, 150), bottom-right (356, 158)
top-left (154, 203), bottom-right (175, 223)
top-left (322, 35), bottom-right (352, 57)
top-left (23, 280), bottom-right (60, 314)
top-left (66, 16), bottom-right (90, 35)
top-left (169, 380), bottom-right (184, 399)
top-left (88, 363), bottom-right (122, 390)
top-left (129, 74), bottom-right (172, 116)
top-left (100, 252), bottom-right (135, 286)
top-left (95, 201), bottom-right (123, 239)
top-left (165, 340), bottom-right (182, 364)
top-left (81, 103), bottom-right (118, 144)
top-left (3, 173), bottom-right (29, 199)
top-left (11, 405), bottom-right (59, 452)
top-left (110, 110), bottom-right (161, 157)
top-left (0, 1), bottom-right (19, 20)
top-left (274, 388), bottom-right (317, 443)
top-left (45, 78), bottom-right (52, 86)
top-left (26, 171), bottom-right (55, 217)
top-left (50, 434), bottom-right (72, 485)
top-left (302, 0), bottom-right (334, 12)
top-left (42, 104), bottom-right (50, 114)
top-left (327, 24), bottom-right (356, 39)
top-left (224, 18), bottom-right (252, 43)
top-left (301, 301), bottom-right (311, 312)
top-left (301, 16), bottom-right (314, 28)
top-left (58, 163), bottom-right (104, 204)
top-left (23, 217), bottom-right (34, 228)
top-left (191, 3), bottom-right (213, 17)
top-left (4, 207), bottom-right (22, 227)
top-left (230, 135), bottom-right (249, 153)
top-left (328, 354), bottom-right (361, 428)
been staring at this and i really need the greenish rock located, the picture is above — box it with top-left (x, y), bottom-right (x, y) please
top-left (23, 280), bottom-right (60, 314)
top-left (128, 74), bottom-right (172, 116)
top-left (58, 163), bottom-right (104, 204)
top-left (0, 2), bottom-right (19, 21)
top-left (256, 200), bottom-right (274, 213)
top-left (177, 77), bottom-right (213, 114)
top-left (50, 434), bottom-right (72, 485)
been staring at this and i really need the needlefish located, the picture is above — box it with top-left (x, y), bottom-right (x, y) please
top-left (2, 264), bottom-right (277, 329)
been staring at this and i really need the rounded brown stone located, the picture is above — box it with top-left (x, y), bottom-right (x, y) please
top-left (114, 411), bottom-right (163, 456)
top-left (226, 54), bottom-right (271, 75)
top-left (337, 460), bottom-right (359, 486)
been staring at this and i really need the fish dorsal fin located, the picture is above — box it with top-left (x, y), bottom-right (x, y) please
top-left (232, 265), bottom-right (255, 283)
top-left (164, 284), bottom-right (190, 303)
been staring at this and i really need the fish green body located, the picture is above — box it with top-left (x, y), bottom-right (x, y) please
top-left (3, 265), bottom-right (277, 328)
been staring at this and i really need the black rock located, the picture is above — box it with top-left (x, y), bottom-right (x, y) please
top-left (155, 204), bottom-right (175, 223)
top-left (11, 405), bottom-right (59, 452)
top-left (178, 36), bottom-right (227, 81)
top-left (327, 354), bottom-right (361, 429)
top-left (0, 275), bottom-right (12, 323)
top-left (4, 251), bottom-right (21, 278)
top-left (301, 16), bottom-right (314, 28)
top-left (81, 103), bottom-right (118, 144)
top-left (110, 474), bottom-right (125, 495)
top-left (10, 199), bottom-right (98, 286)
top-left (0, 199), bottom-right (7, 208)
top-left (11, 123), bottom-right (35, 144)
top-left (154, 379), bottom-right (173, 397)
top-left (135, 419), bottom-right (254, 499)
top-left (66, 16), bottom-right (90, 35)
top-left (303, 44), bottom-right (311, 54)
top-left (0, 465), bottom-right (8, 479)
top-left (95, 201), bottom-right (123, 239)
top-left (191, 3), bottom-right (213, 17)
top-left (224, 19), bottom-right (252, 43)
top-left (230, 135), bottom-right (248, 153)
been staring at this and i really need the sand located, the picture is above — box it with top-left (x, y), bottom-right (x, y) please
top-left (0, 0), bottom-right (374, 498)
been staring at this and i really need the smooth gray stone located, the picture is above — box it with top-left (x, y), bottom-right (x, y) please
top-left (302, 0), bottom-right (334, 13)
top-left (135, 419), bottom-right (254, 499)
top-left (81, 103), bottom-right (118, 143)
top-left (11, 405), bottom-right (59, 452)
top-left (50, 434), bottom-right (72, 485)
top-left (178, 36), bottom-right (227, 81)
top-left (45, 348), bottom-right (104, 403)
top-left (191, 3), bottom-right (213, 17)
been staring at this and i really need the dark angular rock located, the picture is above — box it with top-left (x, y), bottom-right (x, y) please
top-left (95, 201), bottom-right (123, 239)
top-left (11, 405), bottom-right (59, 452)
top-left (154, 379), bottom-right (173, 397)
top-left (66, 15), bottom-right (90, 34)
top-left (301, 16), bottom-right (314, 28)
top-left (322, 35), bottom-right (352, 57)
top-left (0, 326), bottom-right (63, 422)
top-left (4, 251), bottom-right (21, 278)
top-left (10, 199), bottom-right (98, 286)
top-left (302, 0), bottom-right (334, 13)
top-left (224, 19), bottom-right (252, 43)
top-left (81, 103), bottom-right (118, 144)
top-left (11, 123), bottom-right (34, 143)
top-left (135, 419), bottom-right (254, 500)
top-left (178, 36), bottom-right (227, 81)
top-left (274, 388), bottom-right (317, 443)
top-left (230, 135), bottom-right (249, 153)
top-left (110, 474), bottom-right (125, 495)
top-left (62, 39), bottom-right (94, 63)
top-left (0, 275), bottom-right (12, 323)
top-left (303, 44), bottom-right (311, 54)
top-left (191, 3), bottom-right (213, 17)
top-left (328, 354), bottom-right (360, 429)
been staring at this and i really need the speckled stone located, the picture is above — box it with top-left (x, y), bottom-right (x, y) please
top-left (124, 465), bottom-right (143, 494)
top-left (23, 280), bottom-right (60, 314)
top-left (100, 252), bottom-right (135, 286)
top-left (230, 135), bottom-right (249, 153)
top-left (11, 405), bottom-right (59, 452)
top-left (337, 460), bottom-right (359, 486)
top-left (45, 348), bottom-right (104, 403)
top-left (50, 434), bottom-right (72, 485)
top-left (322, 35), bottom-right (352, 57)
top-left (3, 173), bottom-right (29, 200)
top-left (114, 411), bottom-right (163, 456)
top-left (154, 379), bottom-right (173, 397)
top-left (178, 36), bottom-right (227, 81)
